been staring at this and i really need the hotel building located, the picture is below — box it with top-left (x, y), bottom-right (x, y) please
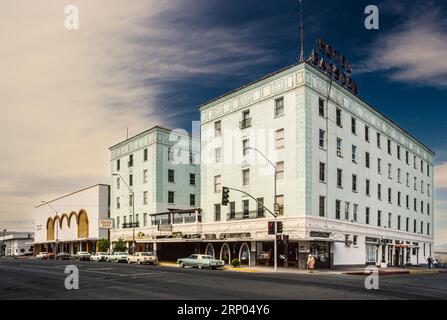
top-left (197, 61), bottom-right (435, 268)
top-left (109, 126), bottom-right (201, 254)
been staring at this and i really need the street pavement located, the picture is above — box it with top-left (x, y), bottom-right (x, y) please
top-left (0, 257), bottom-right (446, 300)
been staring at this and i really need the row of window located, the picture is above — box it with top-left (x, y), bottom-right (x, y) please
top-left (116, 192), bottom-right (197, 209)
top-left (115, 147), bottom-right (197, 172)
top-left (318, 196), bottom-right (431, 235)
top-left (318, 99), bottom-right (431, 178)
top-left (213, 196), bottom-right (284, 221)
top-left (116, 171), bottom-right (197, 189)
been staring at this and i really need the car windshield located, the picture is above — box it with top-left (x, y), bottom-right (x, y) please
top-left (187, 255), bottom-right (197, 259)
top-left (140, 253), bottom-right (149, 256)
top-left (201, 256), bottom-right (214, 260)
top-left (117, 252), bottom-right (127, 255)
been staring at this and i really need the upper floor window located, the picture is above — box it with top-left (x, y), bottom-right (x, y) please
top-left (319, 162), bottom-right (326, 182)
top-left (275, 195), bottom-right (284, 216)
top-left (128, 154), bottom-right (134, 167)
top-left (421, 160), bottom-right (424, 173)
top-left (117, 159), bottom-right (120, 171)
top-left (276, 161), bottom-right (284, 180)
top-left (168, 191), bottom-right (175, 204)
top-left (319, 129), bottom-right (325, 149)
top-left (214, 204), bottom-right (221, 221)
top-left (337, 168), bottom-right (343, 188)
top-left (377, 132), bottom-right (381, 149)
top-left (336, 108), bottom-right (342, 127)
top-left (352, 145), bottom-right (357, 163)
top-left (275, 97), bottom-right (284, 116)
top-left (214, 121), bottom-right (221, 137)
top-left (240, 110), bottom-right (251, 129)
top-left (365, 126), bottom-right (369, 142)
top-left (387, 139), bottom-right (392, 155)
top-left (168, 169), bottom-right (175, 183)
top-left (143, 191), bottom-right (148, 205)
top-left (397, 145), bottom-right (401, 160)
top-left (190, 194), bottom-right (196, 206)
top-left (143, 170), bottom-right (148, 184)
top-left (318, 98), bottom-right (325, 117)
top-left (242, 139), bottom-right (250, 157)
top-left (190, 173), bottom-right (196, 186)
top-left (215, 147), bottom-right (221, 163)
top-left (351, 117), bottom-right (356, 135)
top-left (242, 169), bottom-right (250, 187)
top-left (129, 174), bottom-right (133, 186)
top-left (352, 174), bottom-right (357, 192)
top-left (143, 148), bottom-right (148, 161)
top-left (319, 196), bottom-right (325, 217)
top-left (365, 152), bottom-right (370, 168)
top-left (336, 138), bottom-right (342, 157)
top-left (214, 175), bottom-right (221, 193)
top-left (168, 147), bottom-right (174, 161)
top-left (116, 177), bottom-right (120, 190)
top-left (275, 129), bottom-right (285, 149)
top-left (335, 199), bottom-right (341, 219)
top-left (406, 150), bottom-right (409, 165)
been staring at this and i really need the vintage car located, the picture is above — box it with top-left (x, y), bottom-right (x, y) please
top-left (127, 252), bottom-right (158, 265)
top-left (106, 252), bottom-right (128, 263)
top-left (55, 252), bottom-right (71, 260)
top-left (36, 252), bottom-right (49, 259)
top-left (177, 254), bottom-right (225, 270)
top-left (90, 252), bottom-right (108, 262)
top-left (71, 251), bottom-right (92, 261)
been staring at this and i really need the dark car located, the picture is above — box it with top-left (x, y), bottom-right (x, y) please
top-left (56, 252), bottom-right (71, 260)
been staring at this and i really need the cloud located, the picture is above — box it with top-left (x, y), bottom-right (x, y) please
top-left (435, 163), bottom-right (447, 191)
top-left (357, 4), bottom-right (447, 88)
top-left (0, 0), bottom-right (275, 231)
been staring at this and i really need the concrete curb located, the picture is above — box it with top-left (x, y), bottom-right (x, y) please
top-left (158, 262), bottom-right (258, 272)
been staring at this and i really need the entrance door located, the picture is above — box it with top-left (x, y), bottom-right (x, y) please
top-left (220, 243), bottom-right (231, 265)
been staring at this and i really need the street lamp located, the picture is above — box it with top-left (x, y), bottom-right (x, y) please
top-left (113, 173), bottom-right (136, 254)
top-left (42, 201), bottom-right (59, 254)
top-left (245, 146), bottom-right (279, 271)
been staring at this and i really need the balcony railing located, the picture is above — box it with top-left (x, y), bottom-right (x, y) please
top-left (122, 222), bottom-right (139, 229)
top-left (239, 118), bottom-right (252, 129)
top-left (227, 210), bottom-right (265, 221)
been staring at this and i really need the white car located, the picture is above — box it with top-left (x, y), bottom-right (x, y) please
top-left (90, 252), bottom-right (108, 262)
top-left (127, 252), bottom-right (158, 265)
top-left (36, 252), bottom-right (48, 259)
top-left (106, 252), bottom-right (128, 263)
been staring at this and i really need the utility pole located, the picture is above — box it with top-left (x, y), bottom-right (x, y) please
top-left (112, 173), bottom-right (135, 254)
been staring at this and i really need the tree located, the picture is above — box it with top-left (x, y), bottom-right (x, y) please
top-left (113, 238), bottom-right (127, 252)
top-left (97, 239), bottom-right (110, 252)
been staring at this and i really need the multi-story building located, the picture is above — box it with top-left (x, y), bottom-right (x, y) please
top-left (198, 61), bottom-right (435, 268)
top-left (109, 126), bottom-right (201, 253)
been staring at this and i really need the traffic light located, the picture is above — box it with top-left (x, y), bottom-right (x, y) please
top-left (268, 221), bottom-right (275, 235)
top-left (221, 187), bottom-right (230, 206)
top-left (277, 221), bottom-right (283, 234)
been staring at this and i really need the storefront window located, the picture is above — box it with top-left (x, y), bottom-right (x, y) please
top-left (309, 242), bottom-right (330, 268)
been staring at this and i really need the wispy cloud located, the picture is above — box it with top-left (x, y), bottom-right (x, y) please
top-left (0, 0), bottom-right (274, 230)
top-left (356, 3), bottom-right (447, 88)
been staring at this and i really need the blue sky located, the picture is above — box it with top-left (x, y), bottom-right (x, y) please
top-left (1, 0), bottom-right (446, 244)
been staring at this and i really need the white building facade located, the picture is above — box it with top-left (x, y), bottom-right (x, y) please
top-left (197, 62), bottom-right (435, 268)
top-left (109, 126), bottom-right (201, 253)
top-left (0, 232), bottom-right (34, 256)
top-left (34, 184), bottom-right (110, 255)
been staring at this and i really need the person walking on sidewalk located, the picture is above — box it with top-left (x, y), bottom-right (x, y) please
top-left (427, 256), bottom-right (432, 269)
top-left (307, 254), bottom-right (315, 272)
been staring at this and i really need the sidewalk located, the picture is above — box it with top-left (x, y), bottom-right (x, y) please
top-left (158, 261), bottom-right (446, 276)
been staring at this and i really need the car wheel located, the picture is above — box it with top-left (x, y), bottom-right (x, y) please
top-left (137, 260), bottom-right (141, 265)
top-left (180, 262), bottom-right (185, 268)
top-left (127, 260), bottom-right (131, 264)
top-left (198, 265), bottom-right (203, 269)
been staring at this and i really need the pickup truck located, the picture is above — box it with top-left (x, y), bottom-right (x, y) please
top-left (106, 252), bottom-right (128, 263)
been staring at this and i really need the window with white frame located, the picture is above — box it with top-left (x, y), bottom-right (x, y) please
top-left (275, 128), bottom-right (285, 149)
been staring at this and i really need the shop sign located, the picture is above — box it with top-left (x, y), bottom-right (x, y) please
top-left (158, 224), bottom-right (172, 232)
top-left (99, 219), bottom-right (113, 229)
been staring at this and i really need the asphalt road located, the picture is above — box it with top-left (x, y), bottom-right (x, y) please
top-left (0, 258), bottom-right (446, 300)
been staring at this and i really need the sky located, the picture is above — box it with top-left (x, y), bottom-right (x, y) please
top-left (1, 0), bottom-right (446, 244)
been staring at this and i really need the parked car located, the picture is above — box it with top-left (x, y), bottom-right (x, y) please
top-left (106, 252), bottom-right (128, 263)
top-left (71, 251), bottom-right (92, 261)
top-left (36, 252), bottom-right (49, 259)
top-left (90, 252), bottom-right (108, 262)
top-left (177, 254), bottom-right (225, 270)
top-left (43, 253), bottom-right (55, 260)
top-left (56, 252), bottom-right (71, 260)
top-left (127, 252), bottom-right (158, 265)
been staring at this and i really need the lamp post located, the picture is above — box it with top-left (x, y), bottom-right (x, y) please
top-left (245, 146), bottom-right (279, 271)
top-left (113, 173), bottom-right (135, 254)
top-left (42, 201), bottom-right (59, 254)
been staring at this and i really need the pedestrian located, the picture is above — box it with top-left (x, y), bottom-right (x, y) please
top-left (307, 254), bottom-right (315, 272)
top-left (427, 256), bottom-right (432, 269)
